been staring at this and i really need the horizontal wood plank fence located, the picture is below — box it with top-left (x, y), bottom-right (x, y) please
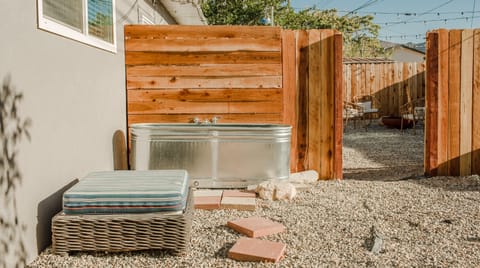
top-left (425, 29), bottom-right (480, 176)
top-left (343, 61), bottom-right (425, 117)
top-left (125, 25), bottom-right (343, 179)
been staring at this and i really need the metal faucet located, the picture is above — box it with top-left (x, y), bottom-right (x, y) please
top-left (211, 116), bottom-right (219, 124)
top-left (191, 117), bottom-right (201, 124)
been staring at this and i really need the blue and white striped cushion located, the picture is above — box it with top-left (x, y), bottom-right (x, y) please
top-left (63, 170), bottom-right (189, 214)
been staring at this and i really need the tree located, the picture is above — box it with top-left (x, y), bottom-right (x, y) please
top-left (201, 0), bottom-right (387, 58)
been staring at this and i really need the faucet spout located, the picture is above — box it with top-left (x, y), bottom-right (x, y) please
top-left (211, 116), bottom-right (219, 124)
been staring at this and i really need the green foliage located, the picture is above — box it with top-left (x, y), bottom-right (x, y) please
top-left (201, 0), bottom-right (387, 58)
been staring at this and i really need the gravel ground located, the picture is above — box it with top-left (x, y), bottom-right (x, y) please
top-left (29, 124), bottom-right (480, 267)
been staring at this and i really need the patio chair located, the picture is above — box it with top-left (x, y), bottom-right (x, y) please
top-left (343, 100), bottom-right (364, 131)
top-left (400, 97), bottom-right (425, 133)
top-left (351, 95), bottom-right (380, 131)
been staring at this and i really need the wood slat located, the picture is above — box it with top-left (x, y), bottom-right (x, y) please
top-left (125, 25), bottom-right (282, 40)
top-left (437, 29), bottom-right (450, 175)
top-left (425, 31), bottom-right (439, 176)
top-left (459, 29), bottom-right (474, 176)
top-left (333, 33), bottom-right (343, 180)
top-left (307, 30), bottom-right (322, 176)
top-left (128, 100), bottom-right (282, 114)
top-left (473, 29), bottom-right (480, 174)
top-left (127, 76), bottom-right (282, 90)
top-left (447, 30), bottom-right (462, 176)
top-left (282, 30), bottom-right (298, 172)
top-left (126, 64), bottom-right (282, 77)
top-left (128, 113), bottom-right (283, 125)
top-left (318, 30), bottom-right (335, 179)
top-left (125, 51), bottom-right (282, 65)
top-left (127, 88), bottom-right (282, 102)
top-left (126, 38), bottom-right (281, 52)
top-left (295, 30), bottom-right (309, 172)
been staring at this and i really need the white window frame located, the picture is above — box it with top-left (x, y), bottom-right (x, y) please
top-left (37, 0), bottom-right (117, 53)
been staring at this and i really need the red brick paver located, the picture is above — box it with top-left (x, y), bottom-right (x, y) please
top-left (228, 237), bottom-right (286, 263)
top-left (227, 216), bottom-right (285, 237)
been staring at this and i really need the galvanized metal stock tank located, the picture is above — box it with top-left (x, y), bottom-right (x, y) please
top-left (130, 123), bottom-right (291, 188)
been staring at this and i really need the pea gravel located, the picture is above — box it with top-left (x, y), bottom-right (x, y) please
top-left (29, 125), bottom-right (480, 267)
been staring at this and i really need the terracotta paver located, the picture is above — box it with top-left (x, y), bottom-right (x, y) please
top-left (228, 237), bottom-right (286, 263)
top-left (227, 216), bottom-right (285, 237)
top-left (222, 190), bottom-right (256, 198)
top-left (193, 189), bottom-right (223, 197)
top-left (194, 196), bottom-right (221, 210)
top-left (221, 197), bottom-right (256, 211)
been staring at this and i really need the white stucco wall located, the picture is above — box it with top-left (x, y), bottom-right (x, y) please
top-left (0, 0), bottom-right (172, 265)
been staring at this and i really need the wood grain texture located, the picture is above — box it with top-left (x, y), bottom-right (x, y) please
top-left (126, 38), bottom-right (281, 52)
top-left (472, 29), bottom-right (480, 174)
top-left (282, 30), bottom-right (298, 172)
top-left (125, 51), bottom-right (282, 65)
top-left (127, 89), bottom-right (282, 102)
top-left (459, 29), bottom-right (474, 176)
top-left (125, 26), bottom-right (343, 180)
top-left (128, 114), bottom-right (283, 125)
top-left (437, 29), bottom-right (450, 175)
top-left (321, 30), bottom-right (335, 180)
top-left (295, 30), bottom-right (309, 172)
top-left (343, 62), bottom-right (425, 117)
top-left (333, 33), bottom-right (343, 180)
top-left (127, 64), bottom-right (282, 77)
top-left (307, 30), bottom-right (322, 175)
top-left (128, 100), bottom-right (282, 114)
top-left (127, 76), bottom-right (282, 90)
top-left (447, 30), bottom-right (462, 176)
top-left (425, 31), bottom-right (439, 176)
top-left (125, 25), bottom-right (282, 40)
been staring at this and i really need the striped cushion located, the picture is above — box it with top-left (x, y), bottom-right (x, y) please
top-left (63, 170), bottom-right (189, 215)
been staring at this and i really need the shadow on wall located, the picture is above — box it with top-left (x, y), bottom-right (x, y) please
top-left (36, 178), bottom-right (79, 253)
top-left (0, 75), bottom-right (32, 267)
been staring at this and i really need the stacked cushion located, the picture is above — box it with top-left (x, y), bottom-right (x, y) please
top-left (63, 170), bottom-right (189, 215)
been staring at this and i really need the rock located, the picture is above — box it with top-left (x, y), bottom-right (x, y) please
top-left (257, 180), bottom-right (276, 200)
top-left (256, 179), bottom-right (296, 201)
top-left (365, 225), bottom-right (384, 254)
top-left (274, 182), bottom-right (296, 201)
top-left (288, 170), bottom-right (318, 184)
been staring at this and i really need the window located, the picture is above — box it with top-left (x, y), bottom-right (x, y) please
top-left (38, 0), bottom-right (116, 52)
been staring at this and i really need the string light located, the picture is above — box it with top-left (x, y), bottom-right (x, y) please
top-left (376, 15), bottom-right (480, 25)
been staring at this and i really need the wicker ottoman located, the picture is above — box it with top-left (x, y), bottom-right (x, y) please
top-left (52, 189), bottom-right (193, 256)
top-left (52, 170), bottom-right (193, 256)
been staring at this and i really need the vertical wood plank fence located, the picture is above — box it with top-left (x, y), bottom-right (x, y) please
top-left (125, 25), bottom-right (343, 179)
top-left (425, 29), bottom-right (480, 176)
top-left (343, 60), bottom-right (425, 117)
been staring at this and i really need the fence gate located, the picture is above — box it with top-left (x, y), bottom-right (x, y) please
top-left (425, 29), bottom-right (480, 176)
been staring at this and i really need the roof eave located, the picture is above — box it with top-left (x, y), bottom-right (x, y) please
top-left (160, 0), bottom-right (207, 25)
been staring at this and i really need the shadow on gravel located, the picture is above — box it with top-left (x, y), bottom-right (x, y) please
top-left (409, 176), bottom-right (480, 192)
top-left (214, 242), bottom-right (235, 259)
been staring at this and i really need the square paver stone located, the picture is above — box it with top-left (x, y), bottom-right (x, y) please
top-left (228, 237), bottom-right (286, 263)
top-left (222, 190), bottom-right (256, 198)
top-left (227, 216), bottom-right (285, 237)
top-left (194, 196), bottom-right (221, 210)
top-left (193, 189), bottom-right (224, 197)
top-left (221, 197), bottom-right (256, 211)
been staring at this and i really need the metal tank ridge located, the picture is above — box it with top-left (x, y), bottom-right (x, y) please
top-left (130, 123), bottom-right (291, 188)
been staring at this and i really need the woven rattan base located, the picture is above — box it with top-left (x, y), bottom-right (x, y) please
top-left (52, 189), bottom-right (193, 256)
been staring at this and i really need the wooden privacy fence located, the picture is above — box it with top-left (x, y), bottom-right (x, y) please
top-left (125, 25), bottom-right (343, 179)
top-left (425, 29), bottom-right (480, 176)
top-left (343, 60), bottom-right (425, 117)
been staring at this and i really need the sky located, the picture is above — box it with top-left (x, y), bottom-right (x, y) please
top-left (291, 0), bottom-right (480, 44)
